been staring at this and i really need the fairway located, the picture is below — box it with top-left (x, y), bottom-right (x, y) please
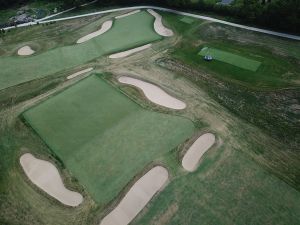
top-left (0, 10), bottom-right (161, 90)
top-left (23, 75), bottom-right (195, 204)
top-left (199, 47), bottom-right (261, 71)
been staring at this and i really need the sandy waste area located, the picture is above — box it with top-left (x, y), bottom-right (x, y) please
top-left (100, 166), bottom-right (168, 225)
top-left (115, 10), bottom-right (141, 19)
top-left (67, 67), bottom-right (94, 79)
top-left (20, 153), bottom-right (83, 206)
top-left (18, 46), bottom-right (35, 56)
top-left (147, 9), bottom-right (174, 37)
top-left (182, 133), bottom-right (216, 172)
top-left (109, 44), bottom-right (152, 59)
top-left (77, 20), bottom-right (113, 43)
top-left (118, 76), bottom-right (186, 110)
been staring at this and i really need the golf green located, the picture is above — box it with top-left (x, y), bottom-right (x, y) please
top-left (199, 47), bottom-right (261, 71)
top-left (0, 11), bottom-right (161, 91)
top-left (23, 75), bottom-right (195, 204)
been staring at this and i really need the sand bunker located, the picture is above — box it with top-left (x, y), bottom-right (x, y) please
top-left (77, 20), bottom-right (113, 44)
top-left (182, 133), bottom-right (216, 172)
top-left (100, 166), bottom-right (168, 225)
top-left (17, 46), bottom-right (35, 56)
top-left (147, 9), bottom-right (174, 37)
top-left (115, 10), bottom-right (141, 19)
top-left (67, 67), bottom-right (94, 79)
top-left (118, 76), bottom-right (186, 110)
top-left (20, 153), bottom-right (83, 206)
top-left (109, 44), bottom-right (152, 59)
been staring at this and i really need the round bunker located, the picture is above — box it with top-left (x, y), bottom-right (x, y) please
top-left (118, 76), bottom-right (186, 110)
top-left (20, 153), bottom-right (83, 207)
top-left (109, 44), bottom-right (152, 59)
top-left (17, 46), bottom-right (35, 56)
top-left (147, 9), bottom-right (174, 37)
top-left (77, 20), bottom-right (113, 44)
top-left (100, 166), bottom-right (168, 225)
top-left (182, 133), bottom-right (216, 172)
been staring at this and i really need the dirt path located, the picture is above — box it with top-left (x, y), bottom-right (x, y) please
top-left (118, 76), bottom-right (186, 110)
top-left (17, 46), bottom-right (35, 56)
top-left (182, 133), bottom-right (216, 172)
top-left (76, 20), bottom-right (113, 44)
top-left (147, 9), bottom-right (174, 37)
top-left (100, 166), bottom-right (168, 225)
top-left (115, 10), bottom-right (141, 19)
top-left (20, 153), bottom-right (83, 206)
top-left (109, 44), bottom-right (152, 59)
top-left (67, 67), bottom-right (94, 79)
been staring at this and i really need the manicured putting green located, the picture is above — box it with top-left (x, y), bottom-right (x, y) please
top-left (0, 11), bottom-right (161, 90)
top-left (180, 17), bottom-right (195, 24)
top-left (23, 75), bottom-right (195, 204)
top-left (199, 47), bottom-right (261, 71)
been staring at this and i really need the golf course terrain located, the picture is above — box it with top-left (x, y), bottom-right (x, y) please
top-left (0, 6), bottom-right (299, 225)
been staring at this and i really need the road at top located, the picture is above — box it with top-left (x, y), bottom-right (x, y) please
top-left (2, 5), bottom-right (300, 41)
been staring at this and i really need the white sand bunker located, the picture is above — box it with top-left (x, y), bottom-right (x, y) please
top-left (147, 9), bottom-right (174, 37)
top-left (20, 153), bottom-right (83, 207)
top-left (77, 20), bottom-right (113, 44)
top-left (182, 133), bottom-right (216, 172)
top-left (118, 76), bottom-right (186, 110)
top-left (100, 166), bottom-right (168, 225)
top-left (109, 44), bottom-right (152, 59)
top-left (115, 10), bottom-right (141, 19)
top-left (67, 67), bottom-right (94, 79)
top-left (18, 46), bottom-right (35, 56)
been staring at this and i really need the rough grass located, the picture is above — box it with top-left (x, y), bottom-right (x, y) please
top-left (133, 146), bottom-right (300, 225)
top-left (162, 13), bottom-right (300, 88)
top-left (0, 10), bottom-right (161, 91)
top-left (199, 46), bottom-right (261, 71)
top-left (22, 75), bottom-right (195, 204)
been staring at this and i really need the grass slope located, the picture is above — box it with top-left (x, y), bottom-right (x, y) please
top-left (199, 46), bottom-right (261, 71)
top-left (23, 75), bottom-right (195, 204)
top-left (0, 10), bottom-right (161, 91)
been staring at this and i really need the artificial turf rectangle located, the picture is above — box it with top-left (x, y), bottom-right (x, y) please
top-left (0, 10), bottom-right (162, 90)
top-left (23, 74), bottom-right (195, 204)
top-left (199, 47), bottom-right (261, 71)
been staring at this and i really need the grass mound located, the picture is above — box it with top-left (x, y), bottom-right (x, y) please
top-left (199, 47), bottom-right (261, 71)
top-left (23, 75), bottom-right (195, 204)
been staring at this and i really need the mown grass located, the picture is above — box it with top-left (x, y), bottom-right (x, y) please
top-left (0, 10), bottom-right (161, 91)
top-left (1, 9), bottom-right (300, 225)
top-left (199, 46), bottom-right (261, 71)
top-left (160, 12), bottom-right (300, 148)
top-left (162, 12), bottom-right (300, 89)
top-left (0, 116), bottom-right (95, 225)
top-left (23, 74), bottom-right (195, 204)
